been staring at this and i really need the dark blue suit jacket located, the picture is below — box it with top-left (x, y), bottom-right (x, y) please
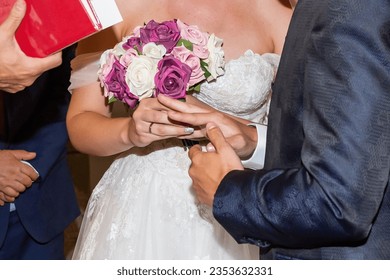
top-left (214, 0), bottom-right (390, 259)
top-left (0, 46), bottom-right (80, 247)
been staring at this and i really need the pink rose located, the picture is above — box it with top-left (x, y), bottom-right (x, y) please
top-left (154, 56), bottom-right (192, 99)
top-left (171, 46), bottom-right (205, 87)
top-left (98, 51), bottom-right (116, 91)
top-left (140, 20), bottom-right (180, 53)
top-left (119, 48), bottom-right (138, 67)
top-left (177, 19), bottom-right (209, 59)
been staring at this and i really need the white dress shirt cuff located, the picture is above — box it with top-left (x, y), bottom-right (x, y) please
top-left (9, 203), bottom-right (16, 212)
top-left (241, 123), bottom-right (267, 170)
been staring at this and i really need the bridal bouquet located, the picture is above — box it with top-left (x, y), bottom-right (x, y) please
top-left (98, 19), bottom-right (225, 109)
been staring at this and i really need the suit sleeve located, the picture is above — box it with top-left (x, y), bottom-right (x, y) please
top-left (213, 1), bottom-right (390, 249)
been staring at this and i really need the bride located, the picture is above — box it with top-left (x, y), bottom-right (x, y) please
top-left (67, 0), bottom-right (292, 259)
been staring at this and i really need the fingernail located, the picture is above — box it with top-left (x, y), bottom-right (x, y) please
top-left (206, 145), bottom-right (215, 152)
top-left (206, 122), bottom-right (217, 130)
top-left (184, 127), bottom-right (194, 134)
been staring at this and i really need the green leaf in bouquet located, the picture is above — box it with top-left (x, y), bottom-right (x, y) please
top-left (200, 60), bottom-right (211, 79)
top-left (177, 39), bottom-right (193, 51)
top-left (188, 83), bottom-right (202, 93)
top-left (108, 96), bottom-right (118, 103)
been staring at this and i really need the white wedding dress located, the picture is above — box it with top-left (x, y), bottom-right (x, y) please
top-left (70, 50), bottom-right (279, 259)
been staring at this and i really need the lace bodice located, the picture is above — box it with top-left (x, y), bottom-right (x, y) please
top-left (195, 50), bottom-right (279, 124)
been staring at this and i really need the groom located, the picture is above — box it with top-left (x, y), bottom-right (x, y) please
top-left (0, 0), bottom-right (80, 259)
top-left (186, 0), bottom-right (390, 259)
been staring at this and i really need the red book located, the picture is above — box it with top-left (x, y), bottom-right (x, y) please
top-left (0, 0), bottom-right (122, 57)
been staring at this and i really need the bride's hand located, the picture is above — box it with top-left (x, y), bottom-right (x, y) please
top-left (128, 97), bottom-right (195, 147)
top-left (157, 95), bottom-right (258, 158)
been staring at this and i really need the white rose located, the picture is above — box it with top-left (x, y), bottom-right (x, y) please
top-left (205, 34), bottom-right (225, 81)
top-left (112, 42), bottom-right (127, 57)
top-left (142, 42), bottom-right (167, 59)
top-left (98, 49), bottom-right (111, 70)
top-left (126, 55), bottom-right (158, 99)
top-left (133, 26), bottom-right (141, 37)
top-left (98, 50), bottom-right (117, 98)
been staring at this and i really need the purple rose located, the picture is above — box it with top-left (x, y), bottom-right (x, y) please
top-left (171, 46), bottom-right (205, 87)
top-left (154, 56), bottom-right (192, 99)
top-left (140, 20), bottom-right (180, 53)
top-left (123, 36), bottom-right (143, 53)
top-left (105, 60), bottom-right (139, 108)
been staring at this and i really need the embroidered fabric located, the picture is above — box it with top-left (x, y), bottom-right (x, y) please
top-left (71, 50), bottom-right (279, 259)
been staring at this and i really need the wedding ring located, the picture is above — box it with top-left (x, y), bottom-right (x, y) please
top-left (149, 122), bottom-right (154, 134)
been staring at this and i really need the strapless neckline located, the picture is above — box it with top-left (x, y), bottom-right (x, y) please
top-left (195, 50), bottom-right (280, 124)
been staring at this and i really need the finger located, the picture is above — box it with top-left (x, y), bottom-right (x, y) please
top-left (167, 111), bottom-right (210, 127)
top-left (9, 150), bottom-right (36, 161)
top-left (136, 100), bottom-right (194, 129)
top-left (0, 193), bottom-right (5, 206)
top-left (20, 161), bottom-right (39, 181)
top-left (157, 94), bottom-right (210, 114)
top-left (178, 131), bottom-right (205, 139)
top-left (205, 123), bottom-right (229, 153)
top-left (0, 192), bottom-right (15, 203)
top-left (135, 106), bottom-right (195, 136)
top-left (17, 172), bottom-right (36, 188)
top-left (4, 193), bottom-right (15, 202)
top-left (134, 105), bottom-right (170, 125)
top-left (0, 0), bottom-right (26, 35)
top-left (139, 96), bottom-right (171, 112)
top-left (4, 177), bottom-right (28, 193)
top-left (1, 186), bottom-right (20, 198)
top-left (148, 122), bottom-right (194, 137)
top-left (0, 83), bottom-right (26, 93)
top-left (206, 142), bottom-right (216, 152)
top-left (158, 94), bottom-right (207, 113)
top-left (156, 94), bottom-right (181, 109)
top-left (30, 51), bottom-right (62, 72)
top-left (188, 144), bottom-right (203, 160)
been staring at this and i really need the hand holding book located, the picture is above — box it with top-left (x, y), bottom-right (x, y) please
top-left (0, 0), bottom-right (122, 58)
top-left (0, 0), bottom-right (63, 92)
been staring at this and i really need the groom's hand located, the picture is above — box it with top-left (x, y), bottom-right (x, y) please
top-left (189, 123), bottom-right (244, 206)
top-left (158, 94), bottom-right (258, 158)
top-left (0, 149), bottom-right (38, 205)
